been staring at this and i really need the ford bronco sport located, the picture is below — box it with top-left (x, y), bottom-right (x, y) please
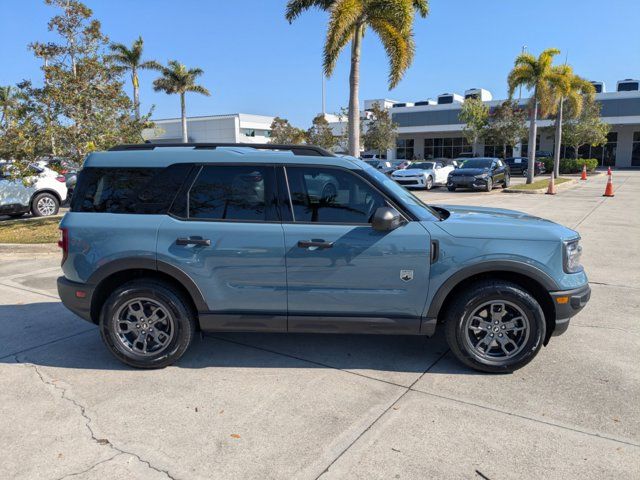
top-left (57, 143), bottom-right (590, 373)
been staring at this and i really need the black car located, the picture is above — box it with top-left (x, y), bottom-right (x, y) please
top-left (447, 157), bottom-right (510, 192)
top-left (504, 157), bottom-right (546, 177)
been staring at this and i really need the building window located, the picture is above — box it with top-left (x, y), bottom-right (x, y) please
top-left (572, 132), bottom-right (618, 167)
top-left (240, 128), bottom-right (270, 138)
top-left (521, 135), bottom-right (540, 158)
top-left (482, 144), bottom-right (513, 158)
top-left (632, 132), bottom-right (640, 167)
top-left (396, 139), bottom-right (414, 160)
top-left (424, 137), bottom-right (471, 159)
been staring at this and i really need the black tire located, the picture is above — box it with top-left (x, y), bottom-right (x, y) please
top-left (503, 174), bottom-right (510, 188)
top-left (424, 175), bottom-right (434, 190)
top-left (31, 192), bottom-right (59, 217)
top-left (99, 280), bottom-right (196, 369)
top-left (447, 185), bottom-right (456, 192)
top-left (484, 178), bottom-right (493, 192)
top-left (522, 169), bottom-right (528, 178)
top-left (444, 280), bottom-right (546, 373)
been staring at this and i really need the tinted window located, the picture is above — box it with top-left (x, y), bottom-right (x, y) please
top-left (461, 159), bottom-right (493, 169)
top-left (285, 166), bottom-right (386, 224)
top-left (412, 162), bottom-right (435, 170)
top-left (71, 164), bottom-right (191, 214)
top-left (188, 165), bottom-right (276, 221)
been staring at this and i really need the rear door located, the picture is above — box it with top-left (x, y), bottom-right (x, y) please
top-left (280, 165), bottom-right (431, 334)
top-left (157, 164), bottom-right (287, 331)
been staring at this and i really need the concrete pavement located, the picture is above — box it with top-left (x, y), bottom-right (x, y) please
top-left (0, 171), bottom-right (638, 479)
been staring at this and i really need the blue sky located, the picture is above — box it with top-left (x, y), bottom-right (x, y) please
top-left (1, 0), bottom-right (639, 127)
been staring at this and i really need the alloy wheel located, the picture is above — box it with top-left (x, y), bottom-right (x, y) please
top-left (463, 300), bottom-right (530, 361)
top-left (37, 196), bottom-right (56, 216)
top-left (113, 298), bottom-right (175, 356)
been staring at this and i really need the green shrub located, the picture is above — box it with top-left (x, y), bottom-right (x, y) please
top-left (540, 157), bottom-right (598, 174)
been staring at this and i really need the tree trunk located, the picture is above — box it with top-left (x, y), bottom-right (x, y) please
top-left (348, 24), bottom-right (363, 157)
top-left (133, 69), bottom-right (140, 120)
top-left (526, 88), bottom-right (538, 184)
top-left (180, 93), bottom-right (188, 143)
top-left (553, 97), bottom-right (563, 179)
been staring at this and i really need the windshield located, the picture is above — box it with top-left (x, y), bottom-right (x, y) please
top-left (461, 159), bottom-right (493, 169)
top-left (410, 162), bottom-right (435, 170)
top-left (359, 162), bottom-right (441, 221)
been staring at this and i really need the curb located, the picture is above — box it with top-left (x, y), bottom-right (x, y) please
top-left (503, 178), bottom-right (577, 194)
top-left (0, 243), bottom-right (58, 253)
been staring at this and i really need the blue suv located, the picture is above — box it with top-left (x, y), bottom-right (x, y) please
top-left (57, 143), bottom-right (590, 373)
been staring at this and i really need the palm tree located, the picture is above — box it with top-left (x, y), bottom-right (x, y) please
top-left (286, 0), bottom-right (429, 157)
top-left (508, 48), bottom-right (560, 183)
top-left (107, 37), bottom-right (161, 119)
top-left (546, 65), bottom-right (594, 178)
top-left (153, 61), bottom-right (211, 143)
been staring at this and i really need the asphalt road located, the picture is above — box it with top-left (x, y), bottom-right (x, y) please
top-left (0, 171), bottom-right (638, 479)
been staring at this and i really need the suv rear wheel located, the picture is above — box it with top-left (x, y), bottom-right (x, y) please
top-left (444, 280), bottom-right (546, 373)
top-left (99, 280), bottom-right (196, 369)
top-left (31, 192), bottom-right (59, 217)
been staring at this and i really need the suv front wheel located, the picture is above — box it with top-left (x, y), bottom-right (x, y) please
top-left (99, 280), bottom-right (196, 369)
top-left (444, 280), bottom-right (546, 373)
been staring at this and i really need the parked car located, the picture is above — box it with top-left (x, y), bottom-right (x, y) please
top-left (391, 160), bottom-right (455, 190)
top-left (447, 157), bottom-right (510, 192)
top-left (57, 143), bottom-right (590, 373)
top-left (0, 161), bottom-right (68, 217)
top-left (503, 157), bottom-right (546, 177)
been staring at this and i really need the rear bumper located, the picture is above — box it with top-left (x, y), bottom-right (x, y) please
top-left (549, 283), bottom-right (591, 336)
top-left (57, 276), bottom-right (95, 324)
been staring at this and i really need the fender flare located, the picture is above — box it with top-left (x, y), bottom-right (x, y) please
top-left (87, 257), bottom-right (208, 312)
top-left (426, 260), bottom-right (559, 318)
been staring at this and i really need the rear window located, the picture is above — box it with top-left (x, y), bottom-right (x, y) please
top-left (71, 164), bottom-right (192, 214)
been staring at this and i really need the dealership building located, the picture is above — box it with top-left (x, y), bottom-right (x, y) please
top-left (360, 78), bottom-right (640, 168)
top-left (143, 113), bottom-right (275, 144)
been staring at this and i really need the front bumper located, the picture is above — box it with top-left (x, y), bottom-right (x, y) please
top-left (57, 276), bottom-right (95, 324)
top-left (448, 176), bottom-right (489, 189)
top-left (394, 176), bottom-right (427, 187)
top-left (549, 283), bottom-right (591, 336)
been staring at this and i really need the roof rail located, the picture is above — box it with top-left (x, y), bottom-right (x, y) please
top-left (108, 143), bottom-right (336, 157)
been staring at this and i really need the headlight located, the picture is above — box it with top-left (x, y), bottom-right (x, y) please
top-left (564, 239), bottom-right (583, 273)
top-left (475, 173), bottom-right (488, 179)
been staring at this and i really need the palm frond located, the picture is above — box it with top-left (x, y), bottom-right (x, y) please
top-left (185, 85), bottom-right (211, 96)
top-left (285, 0), bottom-right (334, 23)
top-left (370, 18), bottom-right (414, 89)
top-left (323, 0), bottom-right (362, 76)
top-left (507, 64), bottom-right (534, 97)
top-left (413, 0), bottom-right (429, 17)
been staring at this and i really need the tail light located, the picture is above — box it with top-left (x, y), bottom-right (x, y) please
top-left (55, 175), bottom-right (66, 183)
top-left (58, 227), bottom-right (68, 265)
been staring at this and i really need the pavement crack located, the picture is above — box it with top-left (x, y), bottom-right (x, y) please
top-left (15, 356), bottom-right (179, 480)
top-left (54, 453), bottom-right (122, 480)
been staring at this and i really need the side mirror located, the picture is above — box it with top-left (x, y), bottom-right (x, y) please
top-left (372, 207), bottom-right (403, 232)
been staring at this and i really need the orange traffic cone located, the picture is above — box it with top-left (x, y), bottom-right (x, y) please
top-left (581, 164), bottom-right (587, 180)
top-left (546, 173), bottom-right (557, 195)
top-left (603, 167), bottom-right (614, 197)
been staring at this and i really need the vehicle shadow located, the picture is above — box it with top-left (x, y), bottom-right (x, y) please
top-left (0, 301), bottom-right (482, 375)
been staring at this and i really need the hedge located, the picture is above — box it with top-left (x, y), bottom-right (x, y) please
top-left (540, 158), bottom-right (598, 174)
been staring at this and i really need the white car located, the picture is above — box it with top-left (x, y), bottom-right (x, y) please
top-left (391, 160), bottom-right (455, 190)
top-left (0, 161), bottom-right (68, 218)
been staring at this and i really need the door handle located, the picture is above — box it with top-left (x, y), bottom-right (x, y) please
top-left (297, 240), bottom-right (334, 249)
top-left (176, 236), bottom-right (211, 246)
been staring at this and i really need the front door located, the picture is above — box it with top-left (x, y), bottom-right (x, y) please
top-left (157, 164), bottom-right (287, 331)
top-left (281, 166), bottom-right (431, 334)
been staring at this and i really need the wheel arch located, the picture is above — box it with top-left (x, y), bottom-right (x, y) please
top-left (88, 259), bottom-right (208, 325)
top-left (429, 262), bottom-right (557, 345)
top-left (31, 188), bottom-right (62, 206)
